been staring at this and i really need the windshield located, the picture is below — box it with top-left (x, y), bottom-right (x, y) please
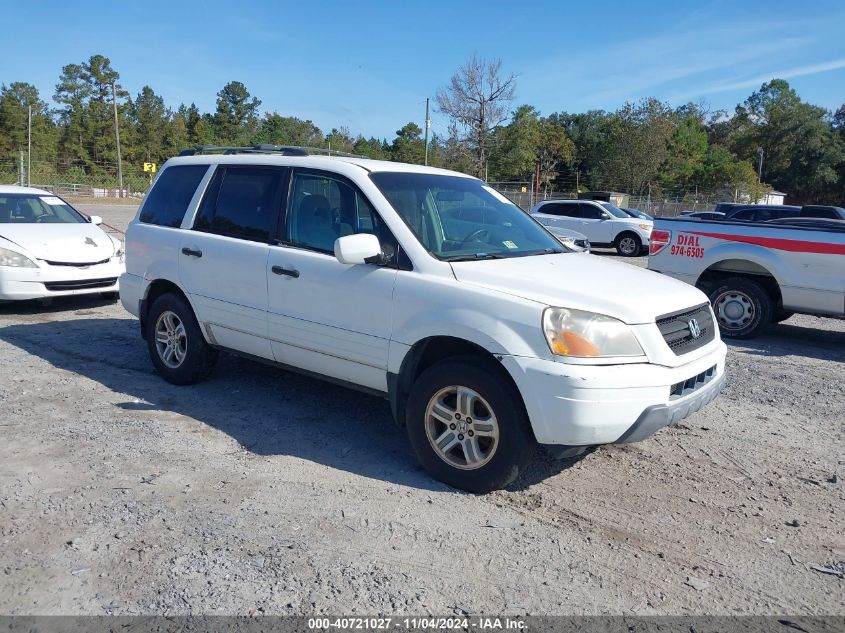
top-left (599, 202), bottom-right (633, 219)
top-left (369, 173), bottom-right (564, 260)
top-left (0, 194), bottom-right (87, 224)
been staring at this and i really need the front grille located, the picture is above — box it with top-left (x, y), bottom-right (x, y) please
top-left (670, 364), bottom-right (717, 400)
top-left (656, 303), bottom-right (715, 356)
top-left (44, 277), bottom-right (117, 291)
top-left (44, 258), bottom-right (111, 267)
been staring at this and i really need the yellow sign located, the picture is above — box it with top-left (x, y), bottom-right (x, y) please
top-left (143, 162), bottom-right (157, 173)
top-left (520, 186), bottom-right (527, 193)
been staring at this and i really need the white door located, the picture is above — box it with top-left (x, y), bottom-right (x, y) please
top-left (577, 203), bottom-right (614, 243)
top-left (179, 165), bottom-right (287, 360)
top-left (266, 170), bottom-right (399, 392)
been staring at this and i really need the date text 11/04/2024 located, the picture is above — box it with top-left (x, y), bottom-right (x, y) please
top-left (670, 233), bottom-right (705, 258)
top-left (307, 617), bottom-right (527, 630)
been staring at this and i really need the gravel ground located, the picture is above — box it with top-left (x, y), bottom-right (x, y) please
top-left (0, 204), bottom-right (842, 616)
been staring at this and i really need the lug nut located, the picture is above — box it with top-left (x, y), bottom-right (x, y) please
top-left (466, 418), bottom-right (472, 424)
top-left (458, 434), bottom-right (464, 440)
top-left (455, 413), bottom-right (461, 420)
top-left (468, 430), bottom-right (474, 437)
top-left (449, 423), bottom-right (456, 430)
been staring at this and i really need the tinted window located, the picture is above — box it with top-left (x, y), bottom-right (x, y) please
top-left (551, 203), bottom-right (580, 217)
top-left (194, 166), bottom-right (284, 242)
top-left (140, 164), bottom-right (208, 227)
top-left (580, 204), bottom-right (605, 219)
top-left (287, 172), bottom-right (399, 263)
top-left (731, 209), bottom-right (754, 220)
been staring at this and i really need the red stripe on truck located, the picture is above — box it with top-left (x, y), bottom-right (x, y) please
top-left (688, 231), bottom-right (845, 255)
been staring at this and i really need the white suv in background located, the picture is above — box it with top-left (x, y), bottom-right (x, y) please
top-left (530, 199), bottom-right (652, 256)
top-left (120, 147), bottom-right (725, 493)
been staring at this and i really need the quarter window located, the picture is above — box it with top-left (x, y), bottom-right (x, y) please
top-left (140, 165), bottom-right (209, 227)
top-left (193, 166), bottom-right (285, 242)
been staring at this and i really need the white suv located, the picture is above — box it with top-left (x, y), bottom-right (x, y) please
top-left (531, 199), bottom-right (652, 256)
top-left (120, 147), bottom-right (726, 493)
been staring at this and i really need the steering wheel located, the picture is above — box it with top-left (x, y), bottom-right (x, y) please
top-left (458, 228), bottom-right (491, 247)
top-left (33, 213), bottom-right (50, 223)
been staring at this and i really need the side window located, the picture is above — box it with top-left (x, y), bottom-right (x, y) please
top-left (286, 172), bottom-right (399, 264)
top-left (140, 164), bottom-right (208, 227)
top-left (732, 209), bottom-right (753, 220)
top-left (580, 204), bottom-right (604, 219)
top-left (193, 166), bottom-right (284, 242)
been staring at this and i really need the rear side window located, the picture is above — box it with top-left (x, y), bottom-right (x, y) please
top-left (139, 164), bottom-right (208, 227)
top-left (541, 203), bottom-right (578, 217)
top-left (194, 166), bottom-right (286, 242)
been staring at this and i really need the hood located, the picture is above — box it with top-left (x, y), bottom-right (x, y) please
top-left (451, 253), bottom-right (707, 324)
top-left (0, 223), bottom-right (117, 264)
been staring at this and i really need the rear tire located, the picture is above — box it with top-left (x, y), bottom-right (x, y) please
top-left (405, 356), bottom-right (535, 494)
top-left (145, 292), bottom-right (217, 385)
top-left (709, 277), bottom-right (772, 339)
top-left (614, 232), bottom-right (642, 257)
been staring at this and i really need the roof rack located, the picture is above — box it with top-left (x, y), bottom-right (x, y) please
top-left (177, 144), bottom-right (366, 158)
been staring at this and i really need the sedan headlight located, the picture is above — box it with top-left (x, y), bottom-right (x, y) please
top-left (542, 307), bottom-right (644, 358)
top-left (0, 246), bottom-right (37, 268)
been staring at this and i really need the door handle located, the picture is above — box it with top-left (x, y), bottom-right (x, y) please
top-left (181, 247), bottom-right (203, 258)
top-left (271, 265), bottom-right (299, 278)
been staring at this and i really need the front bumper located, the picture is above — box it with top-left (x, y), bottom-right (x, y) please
top-left (501, 341), bottom-right (727, 446)
top-left (0, 259), bottom-right (124, 300)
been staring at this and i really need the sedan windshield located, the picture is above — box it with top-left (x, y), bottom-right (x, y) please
top-left (599, 202), bottom-right (634, 219)
top-left (0, 194), bottom-right (87, 224)
top-left (369, 173), bottom-right (564, 260)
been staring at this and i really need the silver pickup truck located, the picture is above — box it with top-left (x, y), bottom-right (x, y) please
top-left (648, 217), bottom-right (845, 338)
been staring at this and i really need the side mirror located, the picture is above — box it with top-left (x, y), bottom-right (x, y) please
top-left (89, 215), bottom-right (103, 225)
top-left (600, 213), bottom-right (611, 220)
top-left (334, 233), bottom-right (383, 265)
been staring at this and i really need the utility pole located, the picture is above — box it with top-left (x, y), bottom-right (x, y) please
top-left (112, 82), bottom-right (124, 198)
top-left (575, 170), bottom-right (579, 197)
top-left (757, 147), bottom-right (764, 182)
top-left (424, 98), bottom-right (430, 166)
top-left (27, 105), bottom-right (32, 186)
top-left (19, 151), bottom-right (24, 186)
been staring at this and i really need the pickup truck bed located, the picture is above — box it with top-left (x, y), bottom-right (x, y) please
top-left (648, 217), bottom-right (845, 338)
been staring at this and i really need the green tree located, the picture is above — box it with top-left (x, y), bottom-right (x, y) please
top-left (213, 81), bottom-right (261, 144)
top-left (536, 118), bottom-right (574, 192)
top-left (128, 85), bottom-right (168, 162)
top-left (326, 127), bottom-right (354, 153)
top-left (488, 105), bottom-right (540, 180)
top-left (729, 79), bottom-right (845, 201)
top-left (253, 113), bottom-right (323, 146)
top-left (390, 122), bottom-right (425, 164)
top-left (659, 112), bottom-right (709, 192)
top-left (353, 136), bottom-right (388, 159)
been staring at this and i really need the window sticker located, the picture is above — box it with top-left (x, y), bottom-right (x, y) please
top-left (40, 196), bottom-right (65, 206)
top-left (502, 240), bottom-right (519, 249)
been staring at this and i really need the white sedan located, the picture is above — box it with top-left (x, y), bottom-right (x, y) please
top-left (0, 185), bottom-right (125, 301)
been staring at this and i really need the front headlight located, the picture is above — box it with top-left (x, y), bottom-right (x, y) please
top-left (542, 307), bottom-right (644, 358)
top-left (638, 223), bottom-right (652, 231)
top-left (0, 246), bottom-right (37, 268)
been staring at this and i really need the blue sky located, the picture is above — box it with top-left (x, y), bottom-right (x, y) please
top-left (2, 0), bottom-right (844, 140)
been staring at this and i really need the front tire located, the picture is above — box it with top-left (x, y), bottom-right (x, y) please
top-left (145, 292), bottom-right (217, 385)
top-left (405, 357), bottom-right (536, 493)
top-left (709, 277), bottom-right (773, 339)
top-left (614, 232), bottom-right (642, 257)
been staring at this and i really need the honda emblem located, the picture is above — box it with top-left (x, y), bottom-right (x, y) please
top-left (688, 318), bottom-right (701, 339)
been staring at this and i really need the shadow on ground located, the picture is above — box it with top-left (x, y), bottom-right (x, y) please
top-left (0, 312), bottom-right (585, 493)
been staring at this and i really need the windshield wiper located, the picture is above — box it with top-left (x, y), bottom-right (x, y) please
top-left (443, 253), bottom-right (505, 262)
